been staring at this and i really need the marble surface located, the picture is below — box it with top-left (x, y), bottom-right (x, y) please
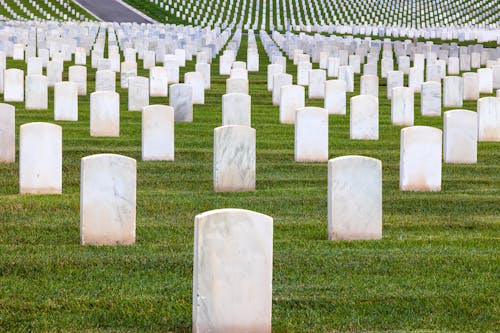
top-left (219, 55), bottom-right (232, 75)
top-left (444, 110), bottom-right (477, 163)
top-left (398, 56), bottom-right (410, 74)
top-left (391, 87), bottom-right (414, 126)
top-left (20, 122), bottom-right (62, 194)
top-left (185, 72), bottom-right (205, 104)
top-left (400, 126), bottom-right (442, 191)
top-left (68, 65), bottom-right (87, 95)
top-left (493, 66), bottom-right (500, 89)
top-left (409, 67), bottom-right (424, 92)
top-left (327, 57), bottom-right (340, 78)
top-left (443, 76), bottom-right (463, 107)
top-left (149, 66), bottom-right (168, 97)
top-left (80, 153), bottom-right (136, 245)
top-left (54, 82), bottom-right (78, 121)
top-left (0, 103), bottom-right (15, 162)
top-left (47, 60), bottom-right (63, 87)
top-left (477, 97), bottom-right (500, 142)
top-left (349, 54), bottom-right (361, 74)
top-left (338, 65), bottom-right (354, 92)
top-left (213, 125), bottom-right (256, 192)
top-left (193, 208), bottom-right (273, 333)
top-left (267, 64), bottom-right (283, 91)
top-left (463, 72), bottom-right (479, 101)
top-left (426, 64), bottom-right (441, 83)
top-left (308, 69), bottom-right (326, 99)
top-left (222, 93), bottom-right (251, 127)
top-left (447, 57), bottom-right (460, 75)
top-left (478, 68), bottom-right (493, 94)
top-left (324, 80), bottom-right (347, 115)
top-left (164, 60), bottom-right (179, 84)
top-left (297, 62), bottom-right (312, 86)
top-left (142, 105), bottom-right (174, 161)
top-left (280, 85), bottom-right (304, 124)
top-left (421, 81), bottom-right (441, 117)
top-left (387, 71), bottom-right (404, 99)
top-left (230, 68), bottom-right (248, 80)
top-left (295, 107), bottom-right (328, 162)
top-left (90, 91), bottom-right (120, 136)
top-left (128, 76), bottom-right (149, 111)
top-left (120, 61), bottom-right (137, 89)
top-left (381, 58), bottom-right (393, 78)
top-left (170, 83), bottom-right (193, 122)
top-left (328, 155), bottom-right (382, 240)
top-left (25, 75), bottom-right (48, 110)
top-left (95, 70), bottom-right (116, 92)
top-left (4, 68), bottom-right (24, 102)
top-left (272, 73), bottom-right (292, 106)
top-left (195, 63), bottom-right (211, 89)
top-left (27, 57), bottom-right (43, 75)
top-left (360, 75), bottom-right (379, 98)
top-left (350, 95), bottom-right (379, 140)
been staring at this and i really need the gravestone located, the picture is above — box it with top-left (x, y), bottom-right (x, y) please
top-left (90, 91), bottom-right (120, 136)
top-left (20, 122), bottom-right (62, 194)
top-left (295, 107), bottom-right (329, 162)
top-left (272, 73), bottom-right (292, 105)
top-left (47, 60), bottom-right (63, 87)
top-left (54, 82), bottom-right (78, 121)
top-left (443, 76), bottom-right (463, 107)
top-left (443, 110), bottom-right (477, 163)
top-left (27, 57), bottom-right (43, 75)
top-left (95, 70), bottom-right (116, 92)
top-left (297, 62), bottom-right (312, 86)
top-left (409, 67), bottom-right (424, 92)
top-left (142, 105), bottom-right (174, 161)
top-left (391, 87), bottom-right (414, 126)
top-left (226, 78), bottom-right (249, 94)
top-left (478, 68), bottom-right (493, 94)
top-left (185, 72), bottom-right (205, 104)
top-left (338, 65), bottom-right (354, 92)
top-left (68, 65), bottom-right (87, 96)
top-left (328, 156), bottom-right (382, 240)
top-left (350, 95), bottom-right (379, 140)
top-left (477, 97), bottom-right (500, 142)
top-left (80, 154), bottom-right (136, 245)
top-left (308, 69), bottom-right (326, 99)
top-left (0, 103), bottom-right (15, 162)
top-left (421, 81), bottom-right (441, 116)
top-left (121, 61), bottom-right (137, 89)
top-left (360, 75), bottom-right (379, 98)
top-left (170, 83), bottom-right (193, 122)
top-left (25, 75), bottom-right (48, 110)
top-left (4, 68), bottom-right (24, 102)
top-left (165, 60), bottom-right (180, 83)
top-left (222, 93), bottom-right (251, 126)
top-left (267, 64), bottom-right (283, 91)
top-left (193, 208), bottom-right (272, 333)
top-left (149, 66), bottom-right (168, 97)
top-left (400, 126), bottom-right (442, 191)
top-left (213, 125), bottom-right (256, 192)
top-left (325, 80), bottom-right (347, 115)
top-left (280, 85), bottom-right (305, 124)
top-left (387, 71), bottom-right (404, 99)
top-left (230, 69), bottom-right (248, 80)
top-left (327, 57), bottom-right (340, 77)
top-left (195, 63), bottom-right (211, 89)
top-left (128, 76), bottom-right (149, 111)
top-left (463, 72), bottom-right (479, 101)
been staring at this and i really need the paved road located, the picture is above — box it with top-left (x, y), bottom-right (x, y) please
top-left (75, 0), bottom-right (154, 23)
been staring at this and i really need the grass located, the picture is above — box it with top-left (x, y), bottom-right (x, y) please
top-left (0, 31), bottom-right (499, 332)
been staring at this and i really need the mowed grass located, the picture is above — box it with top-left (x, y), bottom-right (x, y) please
top-left (0, 34), bottom-right (499, 332)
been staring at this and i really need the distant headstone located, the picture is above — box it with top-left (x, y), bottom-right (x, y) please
top-left (325, 80), bottom-right (347, 115)
top-left (25, 75), bottom-right (48, 110)
top-left (443, 110), bottom-right (477, 163)
top-left (280, 85), bottom-right (304, 124)
top-left (391, 87), bottom-right (414, 126)
top-left (54, 82), bottom-right (78, 121)
top-left (95, 70), bottom-right (116, 92)
top-left (170, 83), bottom-right (193, 122)
top-left (90, 91), bottom-right (120, 136)
top-left (4, 68), bottom-right (24, 102)
top-left (128, 76), bottom-right (149, 111)
top-left (295, 107), bottom-right (328, 162)
top-left (421, 81), bottom-right (441, 116)
top-left (142, 105), bottom-right (174, 161)
top-left (443, 76), bottom-right (463, 107)
top-left (350, 95), bottom-right (379, 140)
top-left (272, 73), bottom-right (292, 105)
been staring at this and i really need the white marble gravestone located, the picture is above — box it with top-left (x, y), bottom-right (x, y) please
top-left (25, 75), bottom-right (48, 110)
top-left (95, 70), bottom-right (116, 92)
top-left (448, 57), bottom-right (460, 75)
top-left (4, 68), bottom-right (24, 102)
top-left (142, 105), bottom-right (174, 161)
top-left (387, 71), bottom-right (404, 99)
top-left (360, 75), bottom-right (379, 98)
top-left (54, 82), bottom-right (78, 121)
top-left (0, 103), bottom-right (15, 162)
top-left (297, 62), bottom-right (312, 86)
top-left (267, 64), bottom-right (283, 91)
top-left (280, 85), bottom-right (304, 124)
top-left (338, 65), bottom-right (354, 92)
top-left (324, 80), bottom-right (347, 115)
top-left (477, 97), bottom-right (500, 142)
top-left (400, 126), bottom-right (442, 191)
top-left (443, 76), bottom-right (463, 108)
top-left (295, 107), bottom-right (328, 162)
top-left (328, 155), bottom-right (382, 240)
top-left (462, 72), bottom-right (479, 101)
top-left (20, 122), bottom-right (62, 194)
top-left (350, 95), bottom-right (379, 140)
top-left (149, 66), bottom-right (168, 97)
top-left (27, 57), bottom-right (43, 75)
top-left (90, 91), bottom-right (120, 136)
top-left (185, 72), bottom-right (205, 104)
top-left (128, 76), bottom-right (149, 111)
top-left (478, 68), bottom-right (493, 94)
top-left (213, 125), bottom-right (256, 192)
top-left (80, 154), bottom-right (136, 245)
top-left (309, 69), bottom-right (326, 99)
top-left (327, 57), bottom-right (340, 77)
top-left (421, 81), bottom-right (441, 116)
top-left (226, 78), bottom-right (249, 95)
top-left (47, 60), bottom-right (63, 87)
top-left (164, 60), bottom-right (180, 84)
top-left (391, 87), bottom-right (414, 126)
top-left (170, 83), bottom-right (193, 122)
top-left (222, 93), bottom-right (251, 126)
top-left (230, 69), bottom-right (248, 80)
top-left (68, 65), bottom-right (87, 95)
top-left (120, 61), bottom-right (137, 89)
top-left (409, 67), bottom-right (424, 93)
top-left (443, 110), bottom-right (477, 163)
top-left (193, 208), bottom-right (272, 333)
top-left (272, 73), bottom-right (292, 105)
top-left (195, 63), bottom-right (211, 89)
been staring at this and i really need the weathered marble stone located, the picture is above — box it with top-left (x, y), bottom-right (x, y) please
top-left (327, 57), bottom-right (340, 77)
top-left (143, 50), bottom-right (156, 69)
top-left (398, 56), bottom-right (410, 74)
top-left (360, 75), bottom-right (379, 98)
top-left (0, 103), bottom-right (15, 162)
top-left (477, 97), bottom-right (500, 142)
top-left (175, 49), bottom-right (186, 67)
top-left (267, 64), bottom-right (283, 91)
top-left (4, 68), bottom-right (24, 102)
top-left (90, 91), bottom-right (120, 136)
top-left (363, 63), bottom-right (378, 76)
top-left (170, 83), bottom-right (193, 122)
top-left (47, 60), bottom-right (63, 87)
top-left (247, 50), bottom-right (259, 71)
top-left (164, 60), bottom-right (179, 83)
top-left (13, 43), bottom-right (24, 60)
top-left (350, 95), bottom-right (379, 140)
top-left (68, 65), bottom-right (87, 95)
top-left (185, 72), bottom-right (205, 104)
top-left (95, 70), bottom-right (116, 92)
top-left (120, 61), bottom-right (137, 89)
top-left (25, 75), bottom-right (48, 110)
top-left (391, 87), bottom-right (414, 126)
top-left (20, 122), bottom-right (62, 194)
top-left (421, 81), bottom-right (441, 116)
top-left (226, 78), bottom-right (249, 94)
top-left (128, 76), bottom-right (149, 111)
top-left (400, 126), bottom-right (442, 191)
top-left (142, 105), bottom-right (174, 161)
top-left (27, 57), bottom-right (43, 75)
top-left (426, 64), bottom-right (441, 83)
top-left (280, 85), bottom-right (304, 124)
top-left (348, 54), bottom-right (361, 74)
top-left (409, 67), bottom-right (424, 92)
top-left (478, 68), bottom-right (493, 94)
top-left (80, 154), bottom-right (136, 245)
top-left (54, 82), bottom-right (78, 121)
top-left (222, 93), bottom-right (251, 126)
top-left (444, 110), bottom-right (477, 163)
top-left (413, 54), bottom-right (425, 70)
top-left (230, 69), bottom-right (248, 80)
top-left (447, 57), bottom-right (460, 75)
top-left (195, 63), bottom-right (211, 89)
top-left (149, 66), bottom-right (168, 97)
top-left (219, 55), bottom-right (233, 75)
top-left (459, 54), bottom-right (471, 71)
top-left (443, 76), bottom-right (463, 107)
top-left (124, 48), bottom-right (136, 63)
top-left (213, 125), bottom-right (256, 192)
top-left (338, 65), bottom-right (354, 92)
top-left (193, 208), bottom-right (272, 333)
top-left (381, 58), bottom-right (393, 78)
top-left (462, 72), bottom-right (479, 101)
top-left (295, 107), bottom-right (328, 162)
top-left (308, 69), bottom-right (326, 99)
top-left (387, 70), bottom-right (404, 99)
top-left (297, 62), bottom-right (312, 86)
top-left (328, 156), bottom-right (382, 240)
top-left (325, 80), bottom-right (347, 115)
top-left (272, 73), bottom-right (292, 106)
top-left (75, 47), bottom-right (87, 65)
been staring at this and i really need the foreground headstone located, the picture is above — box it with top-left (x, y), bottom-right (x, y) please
top-left (325, 80), bottom-right (347, 114)
top-left (214, 125), bottom-right (256, 192)
top-left (54, 82), bottom-right (78, 121)
top-left (25, 75), bottom-right (48, 110)
top-left (90, 91), bottom-right (120, 136)
top-left (80, 154), bottom-right (136, 245)
top-left (477, 97), bottom-right (500, 142)
top-left (295, 107), bottom-right (328, 162)
top-left (421, 81), bottom-right (441, 116)
top-left (350, 95), bottom-right (379, 140)
top-left (222, 93), bottom-right (251, 126)
top-left (128, 76), bottom-right (149, 111)
top-left (142, 105), bottom-right (174, 161)
top-left (328, 156), bottom-right (382, 240)
top-left (170, 83), bottom-right (193, 122)
top-left (391, 87), bottom-right (414, 126)
top-left (0, 103), bottom-right (15, 162)
top-left (4, 68), bottom-right (24, 102)
top-left (193, 208), bottom-right (272, 333)
top-left (444, 110), bottom-right (477, 163)
top-left (400, 126), bottom-right (442, 191)
top-left (20, 122), bottom-right (62, 194)
top-left (280, 85), bottom-right (304, 124)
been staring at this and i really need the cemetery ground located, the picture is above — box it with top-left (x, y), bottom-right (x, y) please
top-left (0, 36), bottom-right (499, 332)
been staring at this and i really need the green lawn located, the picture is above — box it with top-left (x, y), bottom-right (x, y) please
top-left (0, 33), bottom-right (498, 332)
